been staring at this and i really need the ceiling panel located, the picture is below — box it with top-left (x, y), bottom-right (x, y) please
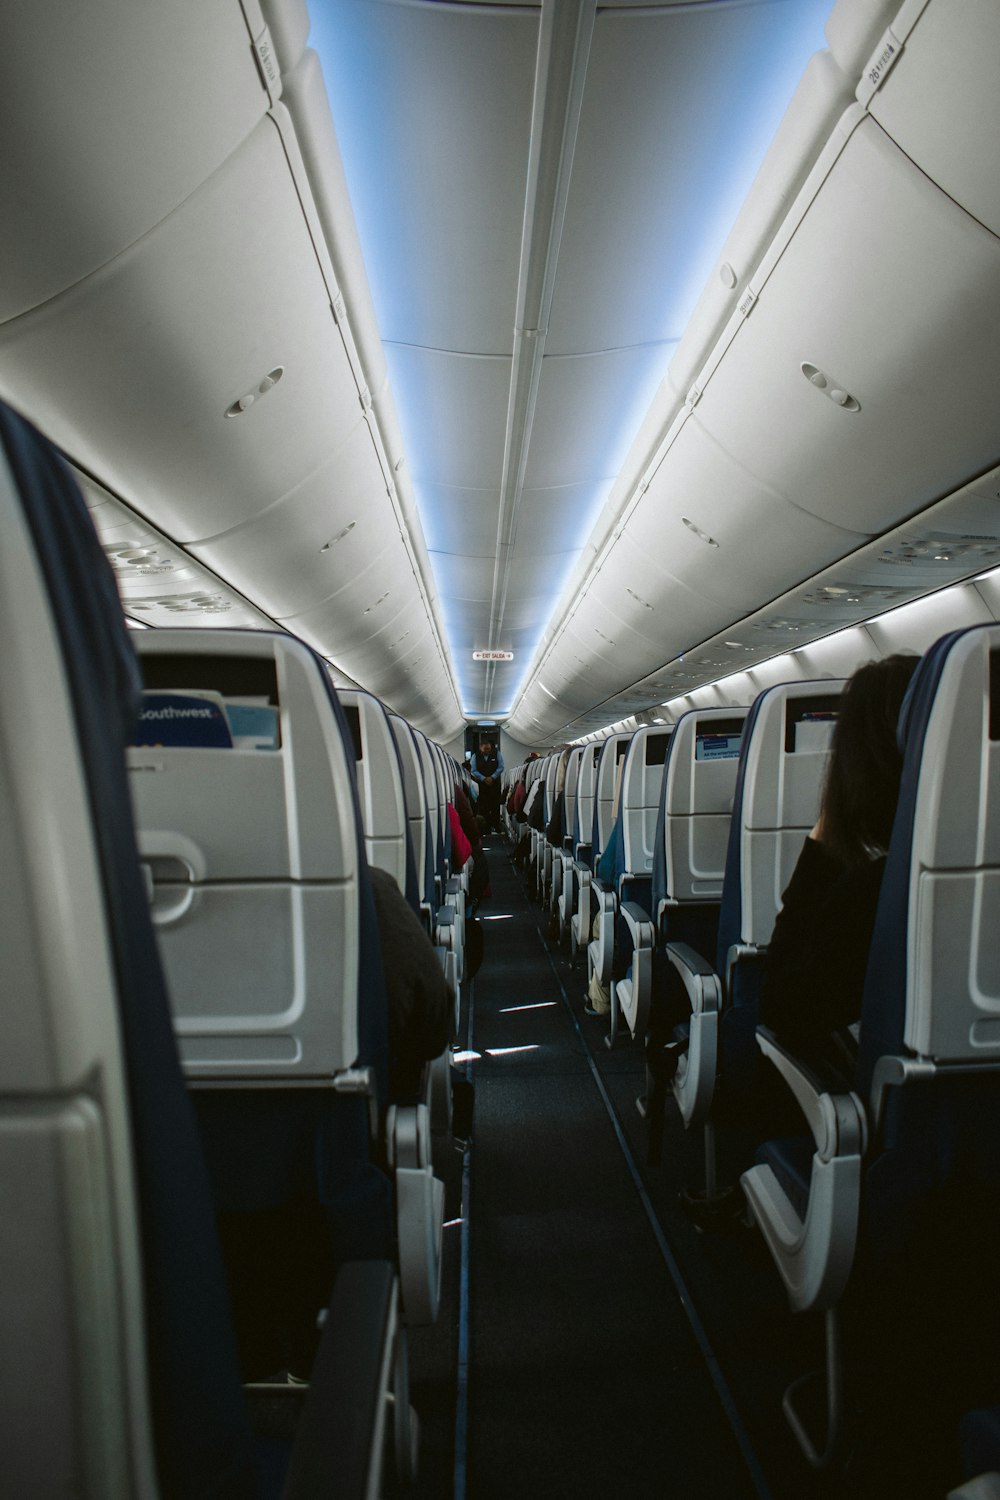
top-left (384, 345), bottom-right (511, 489)
top-left (545, 0), bottom-right (832, 355)
top-left (514, 483), bottom-right (602, 554)
top-left (432, 552), bottom-right (496, 605)
top-left (523, 346), bottom-right (671, 490)
top-left (312, 0), bottom-right (537, 353)
top-left (416, 483), bottom-right (500, 557)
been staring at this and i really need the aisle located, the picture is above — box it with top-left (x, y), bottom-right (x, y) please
top-left (462, 842), bottom-right (758, 1500)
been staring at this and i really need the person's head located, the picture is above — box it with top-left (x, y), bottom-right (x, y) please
top-left (819, 654), bottom-right (919, 866)
top-left (480, 740), bottom-right (493, 757)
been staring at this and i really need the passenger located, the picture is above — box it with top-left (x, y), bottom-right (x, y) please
top-left (641, 656), bottom-right (918, 1145)
top-left (453, 780), bottom-right (492, 908)
top-left (584, 758), bottom-right (625, 1018)
top-left (509, 753), bottom-right (538, 866)
top-left (470, 739), bottom-right (503, 833)
top-left (760, 653), bottom-right (919, 1071)
top-left (368, 864), bottom-right (455, 1101)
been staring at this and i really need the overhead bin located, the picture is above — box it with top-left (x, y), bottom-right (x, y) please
top-left (615, 415), bottom-right (868, 609)
top-left (0, 0), bottom-right (268, 323)
top-left (693, 114), bottom-right (1000, 536)
top-left (0, 117), bottom-right (363, 541)
top-left (188, 419), bottom-right (391, 618)
top-left (864, 0), bottom-right (1000, 238)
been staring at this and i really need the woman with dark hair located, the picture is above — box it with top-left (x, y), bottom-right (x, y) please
top-left (760, 653), bottom-right (919, 1060)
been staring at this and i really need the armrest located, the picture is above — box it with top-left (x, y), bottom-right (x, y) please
top-left (755, 1027), bottom-right (868, 1161)
top-left (741, 1025), bottom-right (868, 1313)
top-left (664, 942), bottom-right (722, 1017)
top-left (619, 899), bottom-right (653, 942)
top-left (280, 1261), bottom-right (397, 1500)
top-left (663, 942), bottom-right (723, 1126)
top-left (610, 901), bottom-right (656, 1044)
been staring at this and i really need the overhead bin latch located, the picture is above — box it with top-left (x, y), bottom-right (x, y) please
top-left (246, 16), bottom-right (281, 103)
top-left (737, 286), bottom-right (757, 321)
top-left (857, 28), bottom-right (903, 108)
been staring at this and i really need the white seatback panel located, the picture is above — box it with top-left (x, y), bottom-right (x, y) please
top-left (621, 727), bottom-right (671, 876)
top-left (389, 713), bottom-right (429, 901)
top-left (575, 744), bottom-right (602, 845)
top-left (563, 747), bottom-right (584, 841)
top-left (740, 683), bottom-right (844, 944)
top-left (664, 708), bottom-right (747, 901)
top-left (130, 632), bottom-right (360, 1081)
top-left (907, 628), bottom-right (1000, 1058)
top-left (340, 689), bottom-right (408, 891)
top-left (595, 733), bottom-right (632, 857)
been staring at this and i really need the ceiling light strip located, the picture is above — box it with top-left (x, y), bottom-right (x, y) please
top-left (482, 0), bottom-right (598, 714)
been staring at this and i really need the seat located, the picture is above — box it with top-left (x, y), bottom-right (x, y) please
top-left (338, 687), bottom-right (413, 902)
top-left (568, 742), bottom-right (604, 957)
top-left (129, 629), bottom-right (444, 1330)
top-left (527, 752), bottom-right (553, 896)
top-left (341, 689), bottom-right (453, 1127)
top-left (588, 725), bottom-right (672, 1047)
top-left (556, 746), bottom-right (586, 941)
top-left (414, 730), bottom-right (465, 987)
top-left (664, 681), bottom-right (844, 1199)
top-left (571, 733), bottom-right (631, 961)
top-left (388, 711), bottom-right (435, 925)
top-left (539, 749), bottom-right (570, 914)
top-left (0, 398), bottom-right (402, 1497)
top-left (612, 707), bottom-right (746, 1068)
top-left (742, 626), bottom-right (1000, 1469)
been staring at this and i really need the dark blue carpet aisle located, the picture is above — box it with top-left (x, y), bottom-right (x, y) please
top-left (461, 841), bottom-right (758, 1500)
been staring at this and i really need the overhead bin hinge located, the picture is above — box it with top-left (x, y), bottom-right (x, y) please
top-left (360, 385), bottom-right (373, 413)
top-left (332, 295), bottom-right (346, 324)
top-left (249, 23), bottom-right (281, 101)
top-left (857, 28), bottom-right (903, 107)
top-left (685, 385), bottom-right (702, 410)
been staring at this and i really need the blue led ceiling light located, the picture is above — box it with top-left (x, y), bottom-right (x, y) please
top-left (310, 0), bottom-right (833, 719)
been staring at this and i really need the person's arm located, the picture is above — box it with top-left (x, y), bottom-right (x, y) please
top-left (470, 755), bottom-right (485, 784)
top-left (370, 868), bottom-right (455, 1067)
top-left (760, 837), bottom-right (884, 1046)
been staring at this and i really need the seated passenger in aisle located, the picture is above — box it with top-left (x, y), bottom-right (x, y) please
top-left (453, 778), bottom-right (491, 908)
top-left (369, 865), bottom-right (455, 1101)
top-left (760, 654), bottom-right (918, 1073)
